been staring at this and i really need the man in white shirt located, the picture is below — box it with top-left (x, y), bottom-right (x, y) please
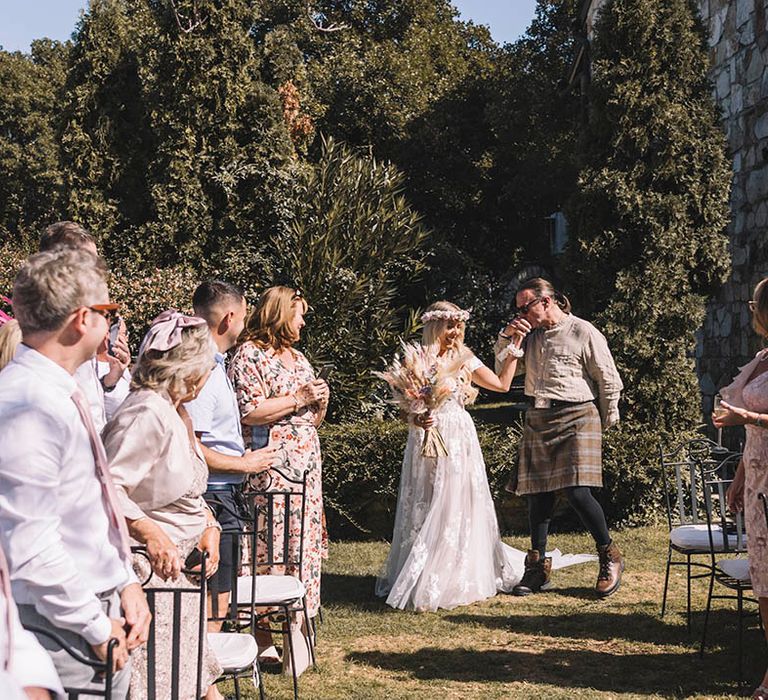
top-left (39, 221), bottom-right (131, 432)
top-left (0, 545), bottom-right (64, 700)
top-left (0, 249), bottom-right (151, 698)
top-left (186, 281), bottom-right (277, 627)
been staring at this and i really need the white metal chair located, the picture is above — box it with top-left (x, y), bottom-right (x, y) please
top-left (216, 467), bottom-right (315, 700)
top-left (660, 438), bottom-right (742, 630)
top-left (698, 455), bottom-right (758, 689)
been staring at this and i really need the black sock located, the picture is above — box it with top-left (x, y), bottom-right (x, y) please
top-left (563, 486), bottom-right (611, 548)
top-left (527, 491), bottom-right (556, 555)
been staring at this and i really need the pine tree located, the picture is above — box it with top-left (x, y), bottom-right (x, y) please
top-left (566, 0), bottom-right (731, 430)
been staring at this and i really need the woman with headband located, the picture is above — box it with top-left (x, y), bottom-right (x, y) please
top-left (103, 310), bottom-right (225, 700)
top-left (376, 301), bottom-right (528, 611)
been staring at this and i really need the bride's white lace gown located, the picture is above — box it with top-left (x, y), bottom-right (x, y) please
top-left (376, 355), bottom-right (526, 611)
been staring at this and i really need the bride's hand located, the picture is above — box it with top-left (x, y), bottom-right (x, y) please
top-left (413, 413), bottom-right (435, 429)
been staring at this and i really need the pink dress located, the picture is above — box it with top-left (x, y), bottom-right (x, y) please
top-left (229, 342), bottom-right (327, 617)
top-left (741, 368), bottom-right (768, 597)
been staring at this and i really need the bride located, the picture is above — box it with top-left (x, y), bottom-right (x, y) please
top-left (376, 302), bottom-right (593, 610)
top-left (375, 301), bottom-right (526, 611)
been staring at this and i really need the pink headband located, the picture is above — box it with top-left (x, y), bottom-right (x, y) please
top-left (140, 310), bottom-right (207, 354)
top-left (0, 296), bottom-right (13, 327)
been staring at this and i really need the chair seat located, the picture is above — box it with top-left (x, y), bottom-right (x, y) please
top-left (670, 524), bottom-right (745, 552)
top-left (237, 574), bottom-right (306, 605)
top-left (208, 632), bottom-right (259, 671)
top-left (717, 558), bottom-right (751, 583)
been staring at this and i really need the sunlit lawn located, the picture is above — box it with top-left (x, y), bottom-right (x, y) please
top-left (229, 525), bottom-right (766, 699)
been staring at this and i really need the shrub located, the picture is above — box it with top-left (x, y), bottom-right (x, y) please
top-left (319, 412), bottom-right (701, 540)
top-left (319, 417), bottom-right (524, 540)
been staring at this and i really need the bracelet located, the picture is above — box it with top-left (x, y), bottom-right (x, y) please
top-left (205, 520), bottom-right (222, 532)
top-left (100, 377), bottom-right (118, 393)
top-left (497, 344), bottom-right (524, 362)
top-left (756, 413), bottom-right (765, 428)
top-left (498, 331), bottom-right (512, 340)
top-left (291, 394), bottom-right (300, 412)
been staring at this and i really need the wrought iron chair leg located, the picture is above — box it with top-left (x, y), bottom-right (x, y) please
top-left (737, 587), bottom-right (744, 693)
top-left (283, 605), bottom-right (299, 700)
top-left (234, 675), bottom-right (241, 700)
top-left (661, 544), bottom-right (673, 617)
top-left (687, 554), bottom-right (693, 633)
top-left (303, 597), bottom-right (317, 668)
top-left (700, 570), bottom-right (715, 657)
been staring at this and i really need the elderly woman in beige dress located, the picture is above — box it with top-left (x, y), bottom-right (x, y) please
top-left (103, 311), bottom-right (224, 700)
top-left (713, 277), bottom-right (768, 700)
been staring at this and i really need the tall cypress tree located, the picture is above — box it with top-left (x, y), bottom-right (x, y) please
top-left (566, 0), bottom-right (731, 431)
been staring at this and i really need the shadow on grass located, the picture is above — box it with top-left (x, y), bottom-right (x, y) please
top-left (442, 609), bottom-right (753, 646)
top-left (322, 573), bottom-right (387, 611)
top-left (346, 643), bottom-right (757, 696)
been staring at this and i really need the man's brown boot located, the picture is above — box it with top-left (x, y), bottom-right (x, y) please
top-left (595, 541), bottom-right (624, 598)
top-left (512, 550), bottom-right (552, 596)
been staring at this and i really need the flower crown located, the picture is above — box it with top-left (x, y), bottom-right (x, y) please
top-left (420, 307), bottom-right (471, 324)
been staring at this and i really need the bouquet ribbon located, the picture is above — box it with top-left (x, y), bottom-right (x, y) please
top-left (420, 411), bottom-right (448, 458)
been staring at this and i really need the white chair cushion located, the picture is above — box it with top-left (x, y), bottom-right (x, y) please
top-left (208, 632), bottom-right (258, 671)
top-left (237, 574), bottom-right (306, 605)
top-left (717, 558), bottom-right (751, 583)
top-left (670, 524), bottom-right (745, 552)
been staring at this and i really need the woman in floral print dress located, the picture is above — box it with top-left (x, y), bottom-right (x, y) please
top-left (229, 286), bottom-right (329, 657)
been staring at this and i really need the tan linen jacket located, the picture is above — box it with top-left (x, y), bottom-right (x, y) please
top-left (494, 313), bottom-right (623, 428)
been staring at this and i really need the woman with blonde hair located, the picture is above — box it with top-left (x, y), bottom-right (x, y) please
top-left (714, 277), bottom-right (768, 700)
top-left (0, 319), bottom-right (21, 371)
top-left (229, 286), bottom-right (329, 662)
top-left (376, 301), bottom-right (531, 611)
top-left (102, 310), bottom-right (225, 700)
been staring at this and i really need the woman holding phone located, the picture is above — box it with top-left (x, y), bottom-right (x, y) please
top-left (102, 310), bottom-right (225, 700)
top-left (229, 286), bottom-right (329, 661)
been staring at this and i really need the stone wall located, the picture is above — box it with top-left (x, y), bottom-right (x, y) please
top-left (695, 0), bottom-right (768, 407)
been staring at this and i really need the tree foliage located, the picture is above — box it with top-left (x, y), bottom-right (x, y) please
top-left (274, 137), bottom-right (429, 417)
top-left (565, 0), bottom-right (731, 430)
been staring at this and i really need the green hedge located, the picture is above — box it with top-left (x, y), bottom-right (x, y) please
top-left (319, 413), bottom-right (701, 540)
top-left (319, 418), bottom-right (525, 540)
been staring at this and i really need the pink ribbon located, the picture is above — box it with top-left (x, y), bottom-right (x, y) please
top-left (0, 296), bottom-right (13, 327)
top-left (139, 310), bottom-right (207, 354)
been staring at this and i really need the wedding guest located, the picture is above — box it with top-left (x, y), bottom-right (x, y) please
top-left (229, 286), bottom-right (328, 660)
top-left (495, 277), bottom-right (625, 598)
top-left (39, 221), bottom-right (131, 431)
top-left (186, 281), bottom-right (278, 629)
top-left (0, 249), bottom-right (150, 699)
top-left (713, 276), bottom-right (768, 700)
top-left (0, 319), bottom-right (21, 370)
top-left (0, 544), bottom-right (65, 700)
top-left (102, 310), bottom-right (224, 700)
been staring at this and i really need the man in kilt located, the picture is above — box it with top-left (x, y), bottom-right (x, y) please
top-left (494, 278), bottom-right (625, 598)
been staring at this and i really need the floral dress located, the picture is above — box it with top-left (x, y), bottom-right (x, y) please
top-left (229, 341), bottom-right (327, 618)
top-left (741, 369), bottom-right (768, 597)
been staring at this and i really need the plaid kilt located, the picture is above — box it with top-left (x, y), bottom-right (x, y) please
top-left (515, 401), bottom-right (603, 495)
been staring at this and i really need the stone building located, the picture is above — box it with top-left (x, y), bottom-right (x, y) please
top-left (573, 0), bottom-right (768, 409)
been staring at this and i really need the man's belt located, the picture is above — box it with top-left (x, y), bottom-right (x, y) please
top-left (527, 397), bottom-right (595, 409)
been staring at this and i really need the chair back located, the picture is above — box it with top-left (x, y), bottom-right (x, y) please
top-left (245, 467), bottom-right (309, 577)
top-left (137, 549), bottom-right (208, 700)
top-left (19, 625), bottom-right (117, 700)
top-left (660, 438), bottom-right (738, 530)
top-left (698, 452), bottom-right (747, 558)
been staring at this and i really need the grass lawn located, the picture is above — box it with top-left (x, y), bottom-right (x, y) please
top-left (230, 525), bottom-right (766, 699)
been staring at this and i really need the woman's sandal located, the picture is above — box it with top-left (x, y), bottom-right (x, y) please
top-left (752, 685), bottom-right (768, 700)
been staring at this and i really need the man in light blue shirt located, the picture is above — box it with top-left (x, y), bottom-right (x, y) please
top-left (186, 281), bottom-right (276, 625)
